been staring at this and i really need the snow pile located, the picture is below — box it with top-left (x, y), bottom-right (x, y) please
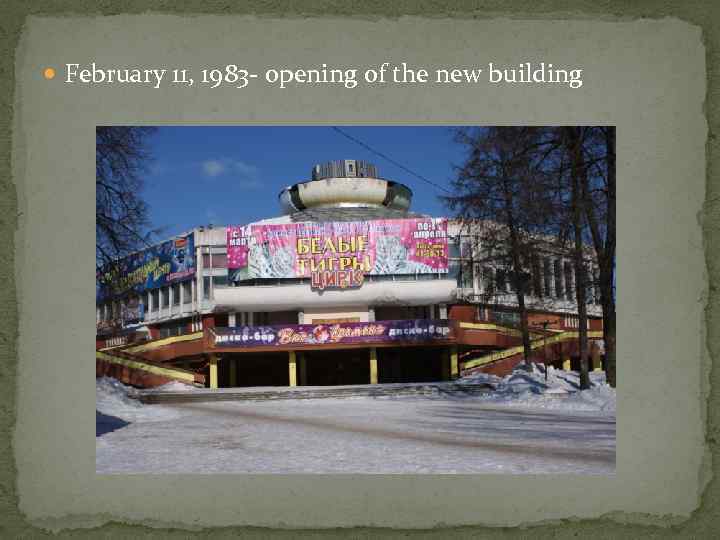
top-left (96, 377), bottom-right (181, 423)
top-left (151, 380), bottom-right (202, 393)
top-left (458, 363), bottom-right (616, 413)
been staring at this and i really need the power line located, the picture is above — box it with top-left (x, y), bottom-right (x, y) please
top-left (331, 126), bottom-right (453, 195)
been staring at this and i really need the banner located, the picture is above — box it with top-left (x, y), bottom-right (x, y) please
top-left (227, 218), bottom-right (448, 289)
top-left (97, 233), bottom-right (195, 300)
top-left (121, 296), bottom-right (144, 324)
top-left (209, 319), bottom-right (453, 349)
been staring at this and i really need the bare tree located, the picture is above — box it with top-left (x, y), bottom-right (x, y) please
top-left (581, 127), bottom-right (616, 387)
top-left (562, 127), bottom-right (592, 389)
top-left (445, 127), bottom-right (557, 370)
top-left (96, 126), bottom-right (157, 305)
top-left (96, 126), bottom-right (157, 271)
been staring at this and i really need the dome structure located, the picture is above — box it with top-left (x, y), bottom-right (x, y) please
top-left (278, 160), bottom-right (413, 221)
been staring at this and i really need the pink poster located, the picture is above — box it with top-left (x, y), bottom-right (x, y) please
top-left (227, 218), bottom-right (447, 289)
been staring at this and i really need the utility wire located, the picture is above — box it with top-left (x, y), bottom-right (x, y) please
top-left (331, 126), bottom-right (453, 195)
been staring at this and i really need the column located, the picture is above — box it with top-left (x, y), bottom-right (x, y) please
top-left (546, 258), bottom-right (555, 298)
top-left (228, 312), bottom-right (236, 327)
top-left (229, 357), bottom-right (237, 386)
top-left (450, 346), bottom-right (459, 379)
top-left (191, 278), bottom-right (196, 310)
top-left (563, 357), bottom-right (572, 371)
top-left (368, 307), bottom-right (375, 322)
top-left (568, 261), bottom-right (576, 302)
top-left (288, 351), bottom-right (297, 387)
top-left (209, 354), bottom-right (219, 389)
top-left (298, 352), bottom-right (307, 385)
top-left (591, 343), bottom-right (603, 372)
top-left (179, 280), bottom-right (185, 310)
top-left (552, 258), bottom-right (561, 300)
top-left (169, 285), bottom-right (174, 315)
top-left (298, 311), bottom-right (304, 324)
top-left (439, 304), bottom-right (448, 319)
top-left (369, 347), bottom-right (378, 384)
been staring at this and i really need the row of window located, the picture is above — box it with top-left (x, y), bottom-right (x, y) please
top-left (458, 258), bottom-right (600, 305)
top-left (141, 280), bottom-right (194, 312)
top-left (97, 279), bottom-right (195, 323)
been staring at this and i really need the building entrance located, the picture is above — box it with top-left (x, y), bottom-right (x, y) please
top-left (219, 352), bottom-right (289, 387)
top-left (377, 347), bottom-right (445, 383)
top-left (304, 349), bottom-right (371, 386)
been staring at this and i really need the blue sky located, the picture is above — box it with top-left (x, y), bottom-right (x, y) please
top-left (142, 126), bottom-right (468, 239)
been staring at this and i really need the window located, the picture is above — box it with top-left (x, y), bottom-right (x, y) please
top-left (212, 275), bottom-right (228, 288)
top-left (212, 253), bottom-right (227, 268)
top-left (460, 238), bottom-right (473, 259)
top-left (543, 258), bottom-right (552, 297)
top-left (482, 267), bottom-right (494, 294)
top-left (495, 269), bottom-right (507, 293)
top-left (161, 287), bottom-right (169, 308)
top-left (553, 260), bottom-right (564, 299)
top-left (461, 262), bottom-right (474, 290)
top-left (172, 283), bottom-right (181, 305)
top-left (151, 289), bottom-right (160, 312)
top-left (564, 261), bottom-right (574, 301)
top-left (182, 281), bottom-right (192, 303)
top-left (203, 276), bottom-right (211, 300)
top-left (531, 255), bottom-right (543, 298)
top-left (491, 310), bottom-right (520, 326)
top-left (202, 253), bottom-right (228, 268)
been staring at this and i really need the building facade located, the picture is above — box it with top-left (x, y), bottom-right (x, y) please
top-left (97, 160), bottom-right (604, 388)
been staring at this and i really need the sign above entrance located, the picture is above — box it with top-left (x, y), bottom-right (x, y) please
top-left (227, 218), bottom-right (448, 290)
top-left (207, 319), bottom-right (454, 350)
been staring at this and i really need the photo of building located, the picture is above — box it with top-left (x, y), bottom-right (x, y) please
top-left (96, 157), bottom-right (604, 390)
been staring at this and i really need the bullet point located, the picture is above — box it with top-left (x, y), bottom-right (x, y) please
top-left (43, 67), bottom-right (55, 80)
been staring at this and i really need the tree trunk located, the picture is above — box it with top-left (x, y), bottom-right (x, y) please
top-left (516, 289), bottom-right (533, 370)
top-left (577, 127), bottom-right (616, 387)
top-left (603, 127), bottom-right (616, 387)
top-left (567, 127), bottom-right (591, 389)
top-left (602, 290), bottom-right (616, 387)
top-left (502, 173), bottom-right (533, 371)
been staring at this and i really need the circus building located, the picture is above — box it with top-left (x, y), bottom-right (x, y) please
top-left (96, 160), bottom-right (605, 389)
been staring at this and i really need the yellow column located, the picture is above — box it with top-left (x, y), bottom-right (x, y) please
top-left (209, 354), bottom-right (219, 389)
top-left (563, 357), bottom-right (572, 371)
top-left (288, 351), bottom-right (297, 387)
top-left (298, 352), bottom-right (307, 386)
top-left (441, 350), bottom-right (450, 381)
top-left (229, 357), bottom-right (237, 387)
top-left (369, 347), bottom-right (378, 384)
top-left (592, 347), bottom-right (603, 372)
top-left (450, 346), bottom-right (459, 379)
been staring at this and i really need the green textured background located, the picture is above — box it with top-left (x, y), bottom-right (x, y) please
top-left (1, 1), bottom-right (717, 538)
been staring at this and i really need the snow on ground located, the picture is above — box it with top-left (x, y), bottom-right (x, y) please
top-left (151, 380), bottom-right (203, 393)
top-left (96, 377), bottom-right (186, 424)
top-left (456, 363), bottom-right (616, 414)
top-left (96, 368), bottom-right (616, 475)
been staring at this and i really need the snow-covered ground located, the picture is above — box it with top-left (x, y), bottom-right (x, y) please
top-left (457, 364), bottom-right (616, 414)
top-left (96, 366), bottom-right (616, 474)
